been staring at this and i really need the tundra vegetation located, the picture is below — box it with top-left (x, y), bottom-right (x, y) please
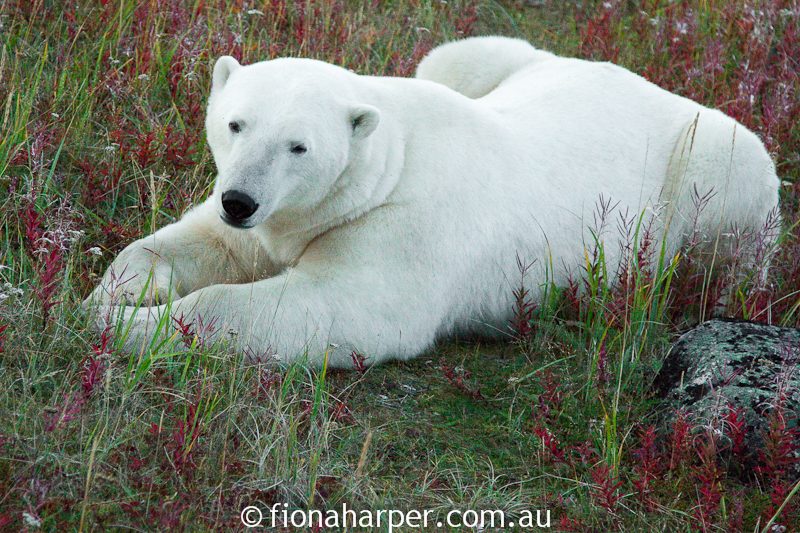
top-left (1, 0), bottom-right (799, 530)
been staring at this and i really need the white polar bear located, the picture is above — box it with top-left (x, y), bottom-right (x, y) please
top-left (86, 36), bottom-right (780, 367)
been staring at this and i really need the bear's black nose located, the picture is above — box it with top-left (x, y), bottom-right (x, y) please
top-left (222, 190), bottom-right (258, 223)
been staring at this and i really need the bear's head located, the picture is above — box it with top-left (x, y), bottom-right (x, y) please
top-left (206, 56), bottom-right (381, 229)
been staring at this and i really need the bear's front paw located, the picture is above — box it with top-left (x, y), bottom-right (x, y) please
top-left (88, 303), bottom-right (185, 354)
top-left (84, 247), bottom-right (181, 310)
top-left (84, 236), bottom-right (185, 309)
top-left (83, 266), bottom-right (176, 309)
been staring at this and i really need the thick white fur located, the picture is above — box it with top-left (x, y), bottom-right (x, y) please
top-left (86, 37), bottom-right (780, 367)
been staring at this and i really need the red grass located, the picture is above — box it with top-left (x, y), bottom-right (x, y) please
top-left (331, 399), bottom-right (354, 424)
top-left (254, 367), bottom-right (282, 400)
top-left (533, 369), bottom-right (564, 423)
top-left (757, 374), bottom-right (800, 481)
top-left (692, 433), bottom-right (723, 531)
top-left (723, 405), bottom-right (748, 460)
top-left (169, 403), bottom-right (202, 475)
top-left (511, 255), bottom-right (537, 340)
top-left (173, 313), bottom-right (219, 349)
top-left (173, 313), bottom-right (196, 348)
top-left (532, 425), bottom-right (567, 464)
top-left (0, 323), bottom-right (7, 354)
top-left (595, 339), bottom-right (610, 386)
top-left (756, 373), bottom-right (800, 525)
top-left (22, 199), bottom-right (63, 323)
top-left (44, 392), bottom-right (84, 432)
top-left (439, 358), bottom-right (484, 400)
top-left (669, 409), bottom-right (692, 472)
top-left (350, 350), bottom-right (369, 373)
top-left (589, 463), bottom-right (623, 515)
top-left (631, 425), bottom-right (660, 510)
top-left (82, 325), bottom-right (112, 398)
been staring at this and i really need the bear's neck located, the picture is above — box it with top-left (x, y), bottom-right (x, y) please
top-left (260, 103), bottom-right (406, 265)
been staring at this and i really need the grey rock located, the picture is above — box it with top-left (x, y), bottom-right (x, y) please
top-left (655, 319), bottom-right (800, 474)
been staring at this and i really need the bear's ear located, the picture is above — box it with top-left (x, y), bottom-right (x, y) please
top-left (212, 56), bottom-right (240, 92)
top-left (349, 105), bottom-right (380, 140)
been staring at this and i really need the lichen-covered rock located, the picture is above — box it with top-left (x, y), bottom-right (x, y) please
top-left (655, 319), bottom-right (800, 473)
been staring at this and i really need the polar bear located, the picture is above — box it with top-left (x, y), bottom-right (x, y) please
top-left (85, 36), bottom-right (780, 367)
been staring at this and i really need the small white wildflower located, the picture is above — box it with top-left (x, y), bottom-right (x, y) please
top-left (0, 284), bottom-right (23, 300)
top-left (22, 512), bottom-right (42, 528)
top-left (87, 246), bottom-right (103, 256)
top-left (184, 71), bottom-right (197, 81)
top-left (246, 9), bottom-right (264, 15)
top-left (109, 57), bottom-right (120, 65)
top-left (104, 144), bottom-right (117, 153)
top-left (51, 112), bottom-right (60, 119)
top-left (137, 73), bottom-right (150, 81)
top-left (676, 21), bottom-right (688, 35)
top-left (603, 1), bottom-right (612, 8)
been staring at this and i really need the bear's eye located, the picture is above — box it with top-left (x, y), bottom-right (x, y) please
top-left (290, 143), bottom-right (308, 155)
top-left (228, 121), bottom-right (241, 133)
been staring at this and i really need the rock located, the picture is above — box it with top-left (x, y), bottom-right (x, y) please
top-left (655, 319), bottom-right (800, 474)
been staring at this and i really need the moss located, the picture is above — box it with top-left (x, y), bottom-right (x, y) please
top-left (657, 319), bottom-right (800, 473)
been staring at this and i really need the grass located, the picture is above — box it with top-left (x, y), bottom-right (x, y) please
top-left (1, 0), bottom-right (799, 530)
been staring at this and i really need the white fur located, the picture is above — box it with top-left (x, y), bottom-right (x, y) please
top-left (86, 37), bottom-right (780, 367)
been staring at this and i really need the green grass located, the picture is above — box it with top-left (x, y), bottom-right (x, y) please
top-left (1, 0), bottom-right (799, 531)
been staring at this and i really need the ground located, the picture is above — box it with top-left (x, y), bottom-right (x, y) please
top-left (1, 1), bottom-right (799, 531)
